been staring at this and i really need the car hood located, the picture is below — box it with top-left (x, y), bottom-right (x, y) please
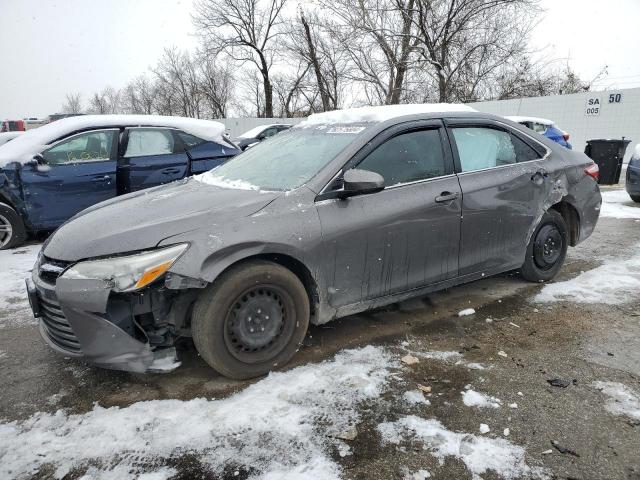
top-left (44, 178), bottom-right (280, 262)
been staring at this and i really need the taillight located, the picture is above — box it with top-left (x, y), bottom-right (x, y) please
top-left (563, 133), bottom-right (570, 142)
top-left (585, 162), bottom-right (599, 181)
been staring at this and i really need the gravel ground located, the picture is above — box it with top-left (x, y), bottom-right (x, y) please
top-left (0, 189), bottom-right (639, 480)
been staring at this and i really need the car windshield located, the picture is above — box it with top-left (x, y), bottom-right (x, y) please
top-left (196, 124), bottom-right (369, 191)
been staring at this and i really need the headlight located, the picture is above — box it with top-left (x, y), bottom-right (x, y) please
top-left (63, 244), bottom-right (188, 292)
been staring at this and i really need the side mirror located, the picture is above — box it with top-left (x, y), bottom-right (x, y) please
top-left (33, 154), bottom-right (46, 165)
top-left (341, 169), bottom-right (385, 197)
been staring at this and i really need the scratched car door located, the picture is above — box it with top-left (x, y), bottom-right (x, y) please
top-left (316, 121), bottom-right (462, 309)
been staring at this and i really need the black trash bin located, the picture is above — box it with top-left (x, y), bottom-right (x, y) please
top-left (584, 138), bottom-right (631, 185)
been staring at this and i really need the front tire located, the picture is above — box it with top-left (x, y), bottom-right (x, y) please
top-left (191, 260), bottom-right (310, 379)
top-left (0, 203), bottom-right (27, 250)
top-left (520, 210), bottom-right (568, 282)
top-left (630, 195), bottom-right (640, 203)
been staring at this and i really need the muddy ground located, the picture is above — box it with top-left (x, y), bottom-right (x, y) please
top-left (1, 195), bottom-right (639, 480)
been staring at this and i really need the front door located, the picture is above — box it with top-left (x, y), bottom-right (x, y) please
top-left (316, 121), bottom-right (462, 308)
top-left (20, 129), bottom-right (118, 229)
top-left (446, 119), bottom-right (553, 275)
top-left (118, 127), bottom-right (189, 194)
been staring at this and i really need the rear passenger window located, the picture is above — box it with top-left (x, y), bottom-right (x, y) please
top-left (177, 131), bottom-right (206, 149)
top-left (512, 134), bottom-right (542, 162)
top-left (125, 128), bottom-right (176, 157)
top-left (356, 129), bottom-right (446, 186)
top-left (452, 127), bottom-right (516, 172)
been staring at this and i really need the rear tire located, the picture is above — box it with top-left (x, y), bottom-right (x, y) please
top-left (630, 195), bottom-right (640, 203)
top-left (520, 210), bottom-right (568, 282)
top-left (0, 203), bottom-right (27, 250)
top-left (191, 260), bottom-right (310, 379)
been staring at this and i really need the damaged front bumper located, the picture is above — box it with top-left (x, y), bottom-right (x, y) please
top-left (27, 258), bottom-right (184, 373)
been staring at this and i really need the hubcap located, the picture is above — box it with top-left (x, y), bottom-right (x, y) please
top-left (0, 214), bottom-right (13, 248)
top-left (225, 286), bottom-right (290, 362)
top-left (533, 224), bottom-right (563, 270)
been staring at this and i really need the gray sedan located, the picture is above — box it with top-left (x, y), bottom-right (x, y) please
top-left (26, 106), bottom-right (601, 379)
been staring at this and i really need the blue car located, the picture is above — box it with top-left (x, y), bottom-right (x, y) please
top-left (0, 115), bottom-right (239, 249)
top-left (506, 116), bottom-right (572, 149)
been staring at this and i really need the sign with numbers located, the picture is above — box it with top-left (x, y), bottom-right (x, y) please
top-left (585, 97), bottom-right (601, 116)
top-left (608, 93), bottom-right (622, 104)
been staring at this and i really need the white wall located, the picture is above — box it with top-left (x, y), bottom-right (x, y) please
top-left (469, 87), bottom-right (640, 161)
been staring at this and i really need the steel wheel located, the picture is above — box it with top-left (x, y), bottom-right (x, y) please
top-left (224, 285), bottom-right (295, 364)
top-left (533, 224), bottom-right (563, 271)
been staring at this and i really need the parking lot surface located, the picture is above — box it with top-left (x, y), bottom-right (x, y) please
top-left (0, 188), bottom-right (639, 480)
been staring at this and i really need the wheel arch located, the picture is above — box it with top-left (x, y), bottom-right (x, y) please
top-left (550, 198), bottom-right (580, 246)
top-left (201, 249), bottom-right (324, 325)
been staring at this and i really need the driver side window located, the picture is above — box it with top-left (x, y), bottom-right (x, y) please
top-left (42, 130), bottom-right (116, 165)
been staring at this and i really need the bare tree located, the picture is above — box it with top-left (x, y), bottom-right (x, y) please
top-left (319, 0), bottom-right (419, 105)
top-left (61, 93), bottom-right (83, 114)
top-left (285, 9), bottom-right (346, 112)
top-left (88, 86), bottom-right (121, 114)
top-left (197, 53), bottom-right (234, 118)
top-left (413, 0), bottom-right (539, 102)
top-left (122, 75), bottom-right (156, 114)
top-left (193, 0), bottom-right (287, 117)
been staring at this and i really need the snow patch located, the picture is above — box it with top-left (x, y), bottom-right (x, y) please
top-left (0, 244), bottom-right (40, 327)
top-left (0, 346), bottom-right (393, 479)
top-left (458, 308), bottom-right (476, 317)
top-left (194, 171), bottom-right (261, 191)
top-left (535, 247), bottom-right (640, 304)
top-left (378, 416), bottom-right (546, 480)
top-left (297, 103), bottom-right (476, 127)
top-left (404, 390), bottom-right (431, 405)
top-left (600, 190), bottom-right (640, 219)
top-left (592, 381), bottom-right (640, 420)
top-left (462, 389), bottom-right (502, 409)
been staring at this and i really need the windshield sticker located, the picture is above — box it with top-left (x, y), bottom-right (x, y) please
top-left (326, 126), bottom-right (366, 134)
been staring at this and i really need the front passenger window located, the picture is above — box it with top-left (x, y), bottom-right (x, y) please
top-left (452, 127), bottom-right (516, 172)
top-left (356, 129), bottom-right (446, 186)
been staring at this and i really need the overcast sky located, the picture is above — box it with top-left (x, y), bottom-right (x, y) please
top-left (1, 0), bottom-right (639, 119)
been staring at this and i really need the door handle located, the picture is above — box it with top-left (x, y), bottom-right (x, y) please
top-left (531, 170), bottom-right (548, 185)
top-left (91, 175), bottom-right (111, 183)
top-left (435, 191), bottom-right (459, 203)
top-left (162, 168), bottom-right (181, 175)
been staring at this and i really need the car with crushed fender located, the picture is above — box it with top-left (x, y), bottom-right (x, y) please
top-left (26, 104), bottom-right (602, 379)
top-left (0, 115), bottom-right (239, 249)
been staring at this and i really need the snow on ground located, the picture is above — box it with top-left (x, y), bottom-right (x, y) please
top-left (600, 190), bottom-right (640, 219)
top-left (462, 389), bottom-right (502, 409)
top-left (592, 381), bottom-right (640, 421)
top-left (458, 308), bottom-right (476, 317)
top-left (378, 416), bottom-right (546, 480)
top-left (535, 245), bottom-right (640, 304)
top-left (404, 390), bottom-right (431, 405)
top-left (0, 244), bottom-right (40, 327)
top-left (403, 347), bottom-right (488, 371)
top-left (0, 346), bottom-right (393, 479)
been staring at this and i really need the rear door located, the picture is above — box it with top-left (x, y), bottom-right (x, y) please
top-left (176, 131), bottom-right (238, 174)
top-left (19, 129), bottom-right (118, 229)
top-left (316, 120), bottom-right (462, 308)
top-left (446, 118), bottom-right (552, 275)
top-left (118, 127), bottom-right (189, 194)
